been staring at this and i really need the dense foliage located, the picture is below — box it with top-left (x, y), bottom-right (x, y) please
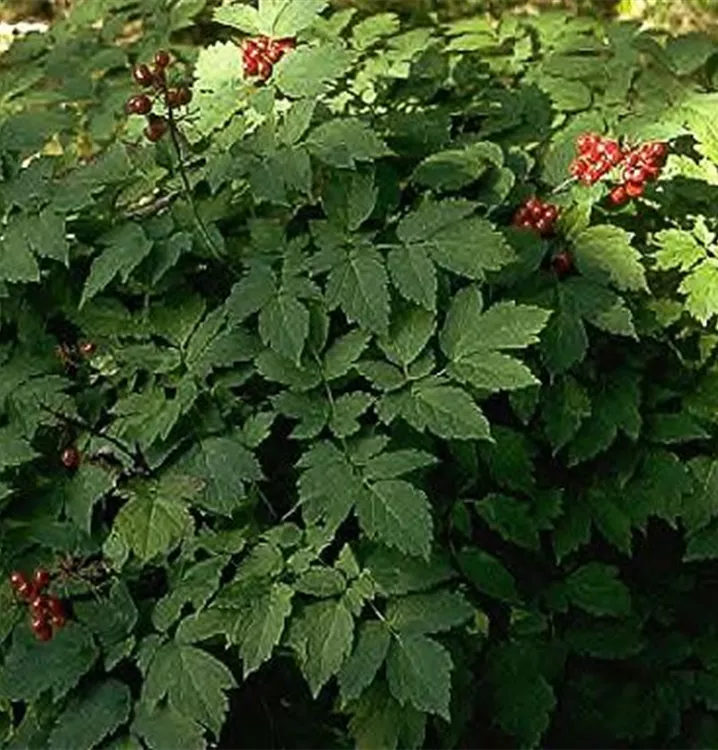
top-left (3, 1), bottom-right (718, 748)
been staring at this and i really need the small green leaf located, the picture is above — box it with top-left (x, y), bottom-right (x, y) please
top-left (564, 563), bottom-right (631, 617)
top-left (338, 621), bottom-right (391, 704)
top-left (457, 547), bottom-right (520, 603)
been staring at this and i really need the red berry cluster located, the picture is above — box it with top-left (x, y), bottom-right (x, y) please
top-left (512, 196), bottom-right (560, 237)
top-left (570, 133), bottom-right (624, 185)
top-left (126, 50), bottom-right (192, 143)
top-left (9, 569), bottom-right (66, 641)
top-left (242, 35), bottom-right (296, 80)
top-left (608, 141), bottom-right (668, 205)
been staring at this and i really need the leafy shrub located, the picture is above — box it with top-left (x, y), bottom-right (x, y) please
top-left (3, 2), bottom-right (718, 748)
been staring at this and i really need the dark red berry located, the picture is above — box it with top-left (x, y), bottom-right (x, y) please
top-left (47, 596), bottom-right (64, 618)
top-left (31, 617), bottom-right (52, 642)
top-left (625, 181), bottom-right (644, 198)
top-left (132, 64), bottom-right (153, 87)
top-left (551, 251), bottom-right (573, 279)
top-left (79, 340), bottom-right (96, 357)
top-left (51, 612), bottom-right (66, 629)
top-left (243, 56), bottom-right (259, 76)
top-left (609, 185), bottom-right (628, 205)
top-left (61, 447), bottom-right (80, 470)
top-left (29, 595), bottom-right (46, 618)
top-left (154, 50), bottom-right (170, 69)
top-left (543, 205), bottom-right (559, 223)
top-left (257, 59), bottom-right (273, 80)
top-left (144, 115), bottom-right (168, 143)
top-left (33, 569), bottom-right (50, 591)
top-left (9, 571), bottom-right (27, 591)
top-left (176, 86), bottom-right (192, 105)
top-left (126, 94), bottom-right (152, 116)
top-left (534, 217), bottom-right (551, 236)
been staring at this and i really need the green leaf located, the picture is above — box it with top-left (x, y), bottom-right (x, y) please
top-left (487, 640), bottom-right (556, 748)
top-left (113, 483), bottom-right (194, 563)
top-left (685, 524), bottom-right (718, 561)
top-left (356, 479), bottom-right (433, 559)
top-left (0, 623), bottom-right (99, 702)
top-left (295, 567), bottom-right (346, 597)
top-left (379, 306), bottom-right (435, 367)
top-left (0, 427), bottom-right (39, 471)
top-left (258, 0), bottom-right (328, 36)
top-left (411, 382), bottom-right (492, 440)
top-left (540, 288), bottom-right (588, 375)
top-left (564, 563), bottom-right (631, 617)
top-left (411, 142), bottom-right (502, 191)
top-left (64, 463), bottom-right (115, 534)
top-left (307, 119), bottom-right (390, 168)
top-left (338, 621), bottom-right (391, 704)
top-left (347, 680), bottom-right (426, 750)
top-left (387, 245), bottom-right (437, 312)
top-left (143, 641), bottom-right (236, 735)
top-left (386, 590), bottom-right (473, 635)
top-left (291, 599), bottom-right (354, 698)
top-left (330, 391), bottom-right (374, 438)
top-left (365, 547), bottom-right (455, 596)
top-left (275, 42), bottom-right (353, 98)
top-left (259, 290), bottom-right (309, 365)
top-left (475, 493), bottom-right (540, 551)
top-left (185, 435), bottom-right (262, 515)
top-left (0, 219), bottom-right (40, 282)
top-left (573, 225), bottom-right (648, 292)
top-left (213, 580), bottom-right (294, 676)
top-left (565, 278), bottom-right (637, 338)
top-left (326, 243), bottom-right (390, 335)
top-left (323, 328), bottom-right (371, 380)
top-left (132, 703), bottom-right (206, 750)
top-left (214, 2), bottom-right (259, 32)
top-left (450, 350), bottom-right (539, 392)
top-left (679, 259), bottom-right (718, 325)
top-left (225, 264), bottom-right (276, 324)
top-left (542, 376), bottom-right (592, 454)
top-left (457, 547), bottom-right (520, 603)
top-left (386, 633), bottom-right (452, 720)
top-left (49, 679), bottom-right (131, 750)
top-left (81, 224), bottom-right (153, 307)
top-left (351, 13), bottom-right (401, 49)
top-left (653, 228), bottom-right (705, 271)
top-left (153, 557), bottom-right (228, 632)
top-left (191, 41), bottom-right (248, 137)
top-left (362, 449), bottom-right (438, 481)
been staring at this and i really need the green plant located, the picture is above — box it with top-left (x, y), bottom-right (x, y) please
top-left (3, 1), bottom-right (718, 749)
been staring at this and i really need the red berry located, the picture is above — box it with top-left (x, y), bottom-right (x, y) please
top-left (609, 185), bottom-right (628, 205)
top-left (126, 94), bottom-right (152, 116)
top-left (625, 181), bottom-right (644, 198)
top-left (132, 64), bottom-right (153, 87)
top-left (51, 612), bottom-right (66, 629)
top-left (33, 569), bottom-right (50, 591)
top-left (9, 571), bottom-right (27, 591)
top-left (79, 340), bottom-right (96, 357)
top-left (61, 447), bottom-right (80, 470)
top-left (31, 618), bottom-right (52, 642)
top-left (576, 133), bottom-right (596, 154)
top-left (144, 115), bottom-right (168, 143)
top-left (29, 595), bottom-right (46, 618)
top-left (278, 37), bottom-right (296, 51)
top-left (551, 251), bottom-right (573, 278)
top-left (244, 56), bottom-right (259, 77)
top-left (154, 50), bottom-right (170, 69)
top-left (543, 205), bottom-right (559, 223)
top-left (648, 141), bottom-right (667, 160)
top-left (256, 35), bottom-right (270, 51)
top-left (535, 217), bottom-right (552, 236)
top-left (47, 596), bottom-right (64, 618)
top-left (176, 86), bottom-right (192, 105)
top-left (256, 59), bottom-right (272, 80)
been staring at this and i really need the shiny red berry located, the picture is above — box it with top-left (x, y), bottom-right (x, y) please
top-left (61, 447), bottom-right (80, 470)
top-left (9, 571), bottom-right (27, 591)
top-left (244, 56), bottom-right (259, 76)
top-left (609, 185), bottom-right (628, 205)
top-left (33, 569), bottom-right (50, 591)
top-left (29, 595), bottom-right (46, 618)
top-left (551, 251), bottom-right (573, 278)
top-left (625, 181), bottom-right (644, 198)
top-left (79, 340), bottom-right (96, 357)
top-left (51, 612), bottom-right (66, 629)
top-left (176, 86), bottom-right (192, 105)
top-left (257, 59), bottom-right (272, 80)
top-left (47, 596), bottom-right (64, 618)
top-left (154, 50), bottom-right (170, 69)
top-left (543, 205), bottom-right (559, 223)
top-left (144, 115), bottom-right (168, 143)
top-left (132, 64), bottom-right (153, 87)
top-left (31, 617), bottom-right (52, 642)
top-left (535, 217), bottom-right (551, 236)
top-left (126, 94), bottom-right (152, 116)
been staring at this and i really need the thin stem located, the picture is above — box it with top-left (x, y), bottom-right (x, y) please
top-left (165, 104), bottom-right (226, 266)
top-left (550, 176), bottom-right (577, 195)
